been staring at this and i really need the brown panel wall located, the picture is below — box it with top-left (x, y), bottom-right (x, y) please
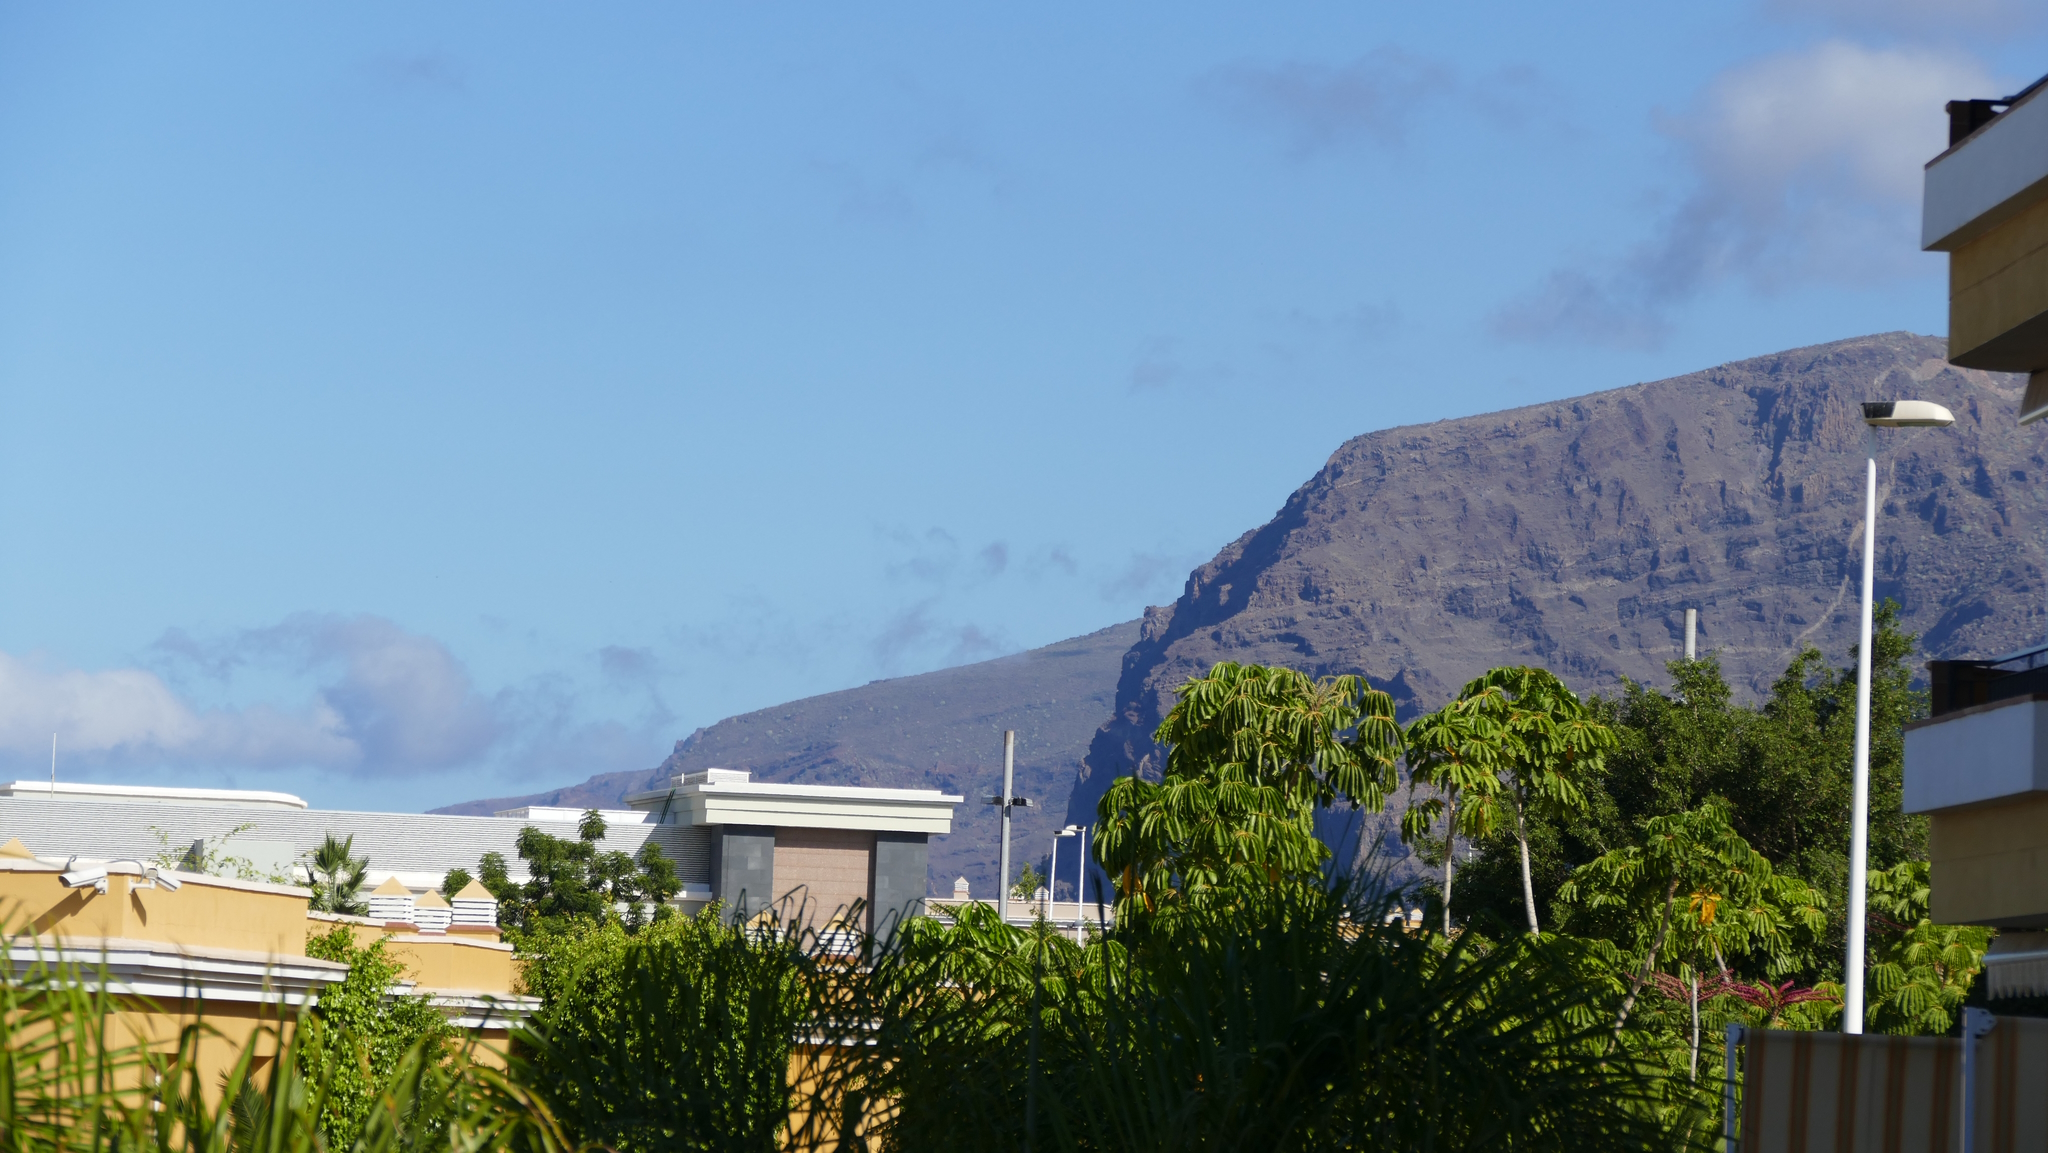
top-left (773, 828), bottom-right (875, 934)
top-left (1929, 794), bottom-right (2048, 927)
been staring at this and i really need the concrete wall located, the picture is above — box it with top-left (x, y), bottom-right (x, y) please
top-left (712, 825), bottom-right (776, 921)
top-left (869, 831), bottom-right (928, 939)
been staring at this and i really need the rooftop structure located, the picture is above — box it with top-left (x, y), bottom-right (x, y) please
top-left (1, 768), bottom-right (963, 934)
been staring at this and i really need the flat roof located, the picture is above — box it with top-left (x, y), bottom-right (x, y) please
top-left (0, 780), bottom-right (307, 810)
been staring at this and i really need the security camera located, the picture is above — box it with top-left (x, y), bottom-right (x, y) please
top-left (143, 866), bottom-right (181, 892)
top-left (60, 866), bottom-right (109, 894)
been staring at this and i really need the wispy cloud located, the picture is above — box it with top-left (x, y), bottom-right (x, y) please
top-left (1205, 49), bottom-right (1559, 159)
top-left (1491, 41), bottom-right (1996, 348)
top-left (867, 599), bottom-right (1011, 674)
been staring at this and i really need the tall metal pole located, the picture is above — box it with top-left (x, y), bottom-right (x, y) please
top-left (1685, 609), bottom-right (1697, 660)
top-left (1047, 831), bottom-right (1059, 921)
top-left (998, 730), bottom-right (1016, 925)
top-left (1845, 454), bottom-right (1877, 1035)
top-left (1076, 825), bottom-right (1088, 934)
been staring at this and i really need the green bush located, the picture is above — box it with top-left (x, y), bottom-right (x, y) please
top-left (300, 925), bottom-right (456, 1149)
top-left (512, 912), bottom-right (809, 1153)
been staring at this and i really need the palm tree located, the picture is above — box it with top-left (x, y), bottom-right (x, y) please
top-left (307, 833), bottom-right (369, 915)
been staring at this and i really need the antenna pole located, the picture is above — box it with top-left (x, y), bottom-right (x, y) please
top-left (1685, 609), bottom-right (1698, 660)
top-left (50, 734), bottom-right (56, 795)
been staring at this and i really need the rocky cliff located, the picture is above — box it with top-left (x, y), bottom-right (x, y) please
top-left (1065, 333), bottom-right (2042, 831)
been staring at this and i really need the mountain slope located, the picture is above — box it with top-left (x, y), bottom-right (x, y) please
top-left (1065, 333), bottom-right (2040, 829)
top-left (436, 620), bottom-right (1139, 896)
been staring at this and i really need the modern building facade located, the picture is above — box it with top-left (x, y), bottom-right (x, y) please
top-left (623, 768), bottom-right (961, 936)
top-left (1909, 67), bottom-right (2048, 996)
top-left (1923, 72), bottom-right (2048, 421)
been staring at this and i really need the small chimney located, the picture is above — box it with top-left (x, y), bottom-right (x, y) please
top-left (953, 876), bottom-right (970, 900)
top-left (414, 888), bottom-right (452, 934)
top-left (367, 876), bottom-right (416, 929)
top-left (450, 879), bottom-right (500, 933)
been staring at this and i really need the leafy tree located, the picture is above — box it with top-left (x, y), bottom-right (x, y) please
top-left (1558, 803), bottom-right (1826, 1038)
top-left (1864, 860), bottom-right (1990, 1035)
top-left (1010, 861), bottom-right (1045, 900)
top-left (1095, 662), bottom-right (1401, 919)
top-left (442, 866), bottom-right (474, 898)
top-left (472, 810), bottom-right (680, 936)
top-left (1454, 602), bottom-right (1927, 983)
top-left (306, 833), bottom-right (370, 915)
top-left (301, 924), bottom-right (454, 1148)
top-left (1400, 691), bottom-right (1507, 935)
top-left (1406, 667), bottom-right (1615, 935)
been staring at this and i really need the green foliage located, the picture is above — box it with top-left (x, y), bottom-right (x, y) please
top-left (300, 925), bottom-right (455, 1148)
top-left (1864, 860), bottom-right (1991, 1035)
top-left (1453, 601), bottom-right (1928, 983)
top-left (806, 881), bottom-right (1684, 1152)
top-left (1401, 666), bottom-right (1616, 933)
top-left (1009, 861), bottom-right (1045, 900)
top-left (305, 834), bottom-right (369, 916)
top-left (473, 810), bottom-right (681, 936)
top-left (441, 867), bottom-right (473, 898)
top-left (1095, 662), bottom-right (1400, 919)
top-left (513, 913), bottom-right (808, 1153)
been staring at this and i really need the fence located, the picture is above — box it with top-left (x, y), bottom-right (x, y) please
top-left (1726, 1012), bottom-right (2048, 1151)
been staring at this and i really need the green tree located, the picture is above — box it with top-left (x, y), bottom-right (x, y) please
top-left (1864, 860), bottom-right (1990, 1035)
top-left (1559, 803), bottom-right (1826, 1038)
top-left (474, 810), bottom-right (680, 936)
top-left (1400, 691), bottom-right (1508, 934)
top-left (1434, 666), bottom-right (1616, 934)
top-left (1010, 861), bottom-right (1045, 900)
top-left (301, 924), bottom-right (455, 1148)
top-left (1094, 662), bottom-right (1401, 919)
top-left (1454, 602), bottom-right (1928, 982)
top-left (306, 833), bottom-right (370, 915)
top-left (442, 866), bottom-right (474, 898)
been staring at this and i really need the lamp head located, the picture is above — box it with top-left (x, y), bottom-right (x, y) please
top-left (1862, 400), bottom-right (1954, 428)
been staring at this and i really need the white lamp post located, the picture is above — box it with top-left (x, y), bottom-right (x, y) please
top-left (1845, 399), bottom-right (1954, 1034)
top-left (1055, 825), bottom-right (1083, 935)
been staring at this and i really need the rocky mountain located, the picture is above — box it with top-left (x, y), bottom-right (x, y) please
top-left (449, 332), bottom-right (2042, 898)
top-left (435, 620), bottom-right (1139, 897)
top-left (1064, 333), bottom-right (2041, 832)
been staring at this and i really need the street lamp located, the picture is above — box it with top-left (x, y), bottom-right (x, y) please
top-left (1053, 825), bottom-right (1082, 936)
top-left (1844, 399), bottom-right (1954, 1035)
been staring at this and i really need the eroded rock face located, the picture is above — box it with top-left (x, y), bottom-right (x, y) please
top-left (1067, 333), bottom-right (2043, 830)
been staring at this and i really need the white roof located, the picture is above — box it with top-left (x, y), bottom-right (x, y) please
top-left (0, 780), bottom-right (307, 810)
top-left (625, 769), bottom-right (962, 835)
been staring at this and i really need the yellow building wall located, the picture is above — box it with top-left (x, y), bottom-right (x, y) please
top-left (0, 868), bottom-right (311, 956)
top-left (1928, 793), bottom-right (2048, 925)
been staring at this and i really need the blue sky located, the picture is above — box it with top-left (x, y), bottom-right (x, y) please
top-left (2, 2), bottom-right (2043, 811)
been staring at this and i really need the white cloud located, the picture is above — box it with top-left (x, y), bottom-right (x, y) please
top-left (0, 651), bottom-right (355, 771)
top-left (0, 614), bottom-right (505, 777)
top-left (1492, 41), bottom-right (1997, 347)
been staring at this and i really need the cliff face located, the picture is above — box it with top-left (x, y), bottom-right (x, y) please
top-left (437, 620), bottom-right (1139, 897)
top-left (1066, 333), bottom-right (2042, 829)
